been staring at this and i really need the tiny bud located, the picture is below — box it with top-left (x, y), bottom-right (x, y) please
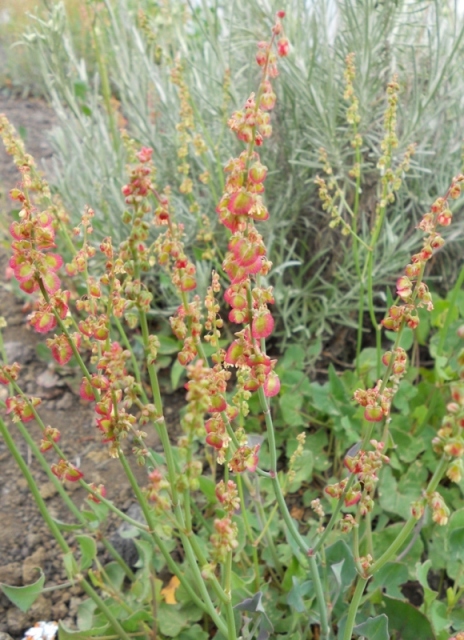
top-left (277, 38), bottom-right (289, 57)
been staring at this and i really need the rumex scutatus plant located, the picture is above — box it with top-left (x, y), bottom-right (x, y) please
top-left (1, 10), bottom-right (464, 640)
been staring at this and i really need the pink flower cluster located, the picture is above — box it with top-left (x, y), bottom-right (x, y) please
top-left (217, 11), bottom-right (288, 400)
top-left (383, 176), bottom-right (464, 332)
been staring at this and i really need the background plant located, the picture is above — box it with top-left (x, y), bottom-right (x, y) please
top-left (11, 0), bottom-right (464, 353)
top-left (2, 2), bottom-right (464, 640)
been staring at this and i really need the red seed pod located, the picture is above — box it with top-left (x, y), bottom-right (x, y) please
top-left (364, 406), bottom-right (384, 422)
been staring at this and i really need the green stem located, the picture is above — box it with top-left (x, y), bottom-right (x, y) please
top-left (257, 387), bottom-right (329, 638)
top-left (118, 451), bottom-right (227, 634)
top-left (236, 475), bottom-right (260, 593)
top-left (343, 577), bottom-right (368, 640)
top-left (113, 316), bottom-right (146, 397)
top-left (224, 551), bottom-right (236, 640)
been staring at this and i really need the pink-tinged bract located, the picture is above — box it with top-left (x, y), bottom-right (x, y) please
top-left (14, 261), bottom-right (35, 283)
top-left (44, 253), bottom-right (64, 271)
top-left (229, 308), bottom-right (249, 324)
top-left (206, 432), bottom-right (224, 450)
top-left (231, 239), bottom-right (261, 267)
top-left (65, 465), bottom-right (84, 482)
top-left (42, 271), bottom-right (61, 294)
top-left (19, 278), bottom-right (39, 294)
top-left (225, 341), bottom-right (244, 365)
top-left (208, 395), bottom-right (227, 413)
top-left (364, 406), bottom-right (384, 422)
top-left (80, 378), bottom-right (96, 402)
top-left (180, 274), bottom-right (197, 292)
top-left (227, 190), bottom-right (254, 215)
top-left (31, 311), bottom-right (57, 334)
top-left (244, 378), bottom-right (260, 392)
top-left (50, 341), bottom-right (73, 365)
top-left (344, 490), bottom-right (361, 507)
top-left (252, 313), bottom-right (274, 339)
top-left (263, 371), bottom-right (281, 397)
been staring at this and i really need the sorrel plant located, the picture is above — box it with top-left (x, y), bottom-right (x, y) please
top-left (1, 9), bottom-right (464, 640)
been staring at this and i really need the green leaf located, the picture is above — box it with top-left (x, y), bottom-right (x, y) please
top-left (234, 591), bottom-right (273, 636)
top-left (392, 380), bottom-right (418, 413)
top-left (287, 577), bottom-right (313, 613)
top-left (52, 518), bottom-right (84, 532)
top-left (386, 328), bottom-right (414, 351)
top-left (171, 359), bottom-right (185, 389)
top-left (370, 562), bottom-right (408, 599)
top-left (309, 381), bottom-right (339, 416)
top-left (158, 335), bottom-right (182, 355)
top-left (63, 552), bottom-right (79, 581)
top-left (0, 570), bottom-right (45, 612)
top-left (389, 424), bottom-right (425, 464)
top-left (382, 596), bottom-right (434, 640)
top-left (287, 449), bottom-right (314, 492)
top-left (372, 524), bottom-right (423, 577)
top-left (58, 621), bottom-right (109, 639)
top-left (353, 614), bottom-right (389, 640)
top-left (157, 603), bottom-right (188, 637)
top-left (74, 81), bottom-right (88, 99)
top-left (198, 475), bottom-right (216, 503)
top-left (279, 344), bottom-right (306, 369)
top-left (178, 624), bottom-right (209, 640)
top-left (279, 393), bottom-right (304, 427)
top-left (429, 600), bottom-right (450, 635)
top-left (328, 364), bottom-right (348, 403)
top-left (378, 464), bottom-right (427, 520)
top-left (448, 528), bottom-right (464, 563)
top-left (76, 535), bottom-right (97, 571)
top-left (36, 342), bottom-right (52, 362)
top-left (325, 540), bottom-right (356, 590)
top-left (122, 610), bottom-right (153, 632)
top-left (415, 560), bottom-right (438, 609)
top-left (77, 598), bottom-right (97, 631)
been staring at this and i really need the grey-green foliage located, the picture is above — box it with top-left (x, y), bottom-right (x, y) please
top-left (22, 0), bottom-right (464, 349)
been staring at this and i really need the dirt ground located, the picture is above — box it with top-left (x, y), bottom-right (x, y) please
top-left (0, 95), bottom-right (183, 638)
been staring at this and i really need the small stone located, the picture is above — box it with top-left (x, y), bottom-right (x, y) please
top-left (26, 533), bottom-right (42, 550)
top-left (37, 368), bottom-right (59, 389)
top-left (6, 607), bottom-right (28, 634)
top-left (0, 563), bottom-right (22, 586)
top-left (29, 593), bottom-right (52, 620)
top-left (39, 481), bottom-right (58, 500)
top-left (0, 632), bottom-right (15, 640)
top-left (23, 547), bottom-right (45, 583)
top-left (52, 600), bottom-right (69, 619)
top-left (56, 392), bottom-right (74, 410)
top-left (68, 596), bottom-right (82, 617)
top-left (3, 341), bottom-right (34, 364)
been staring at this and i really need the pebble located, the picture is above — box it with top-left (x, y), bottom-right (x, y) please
top-left (0, 563), bottom-right (22, 586)
top-left (55, 393), bottom-right (74, 411)
top-left (22, 548), bottom-right (45, 584)
top-left (38, 483), bottom-right (57, 500)
top-left (3, 342), bottom-right (34, 365)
